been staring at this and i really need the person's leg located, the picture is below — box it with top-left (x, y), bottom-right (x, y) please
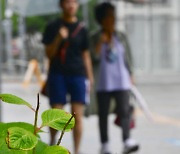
top-left (97, 91), bottom-right (111, 154)
top-left (114, 91), bottom-right (130, 141)
top-left (68, 76), bottom-right (87, 154)
top-left (114, 90), bottom-right (139, 154)
top-left (48, 73), bottom-right (67, 145)
top-left (71, 103), bottom-right (84, 154)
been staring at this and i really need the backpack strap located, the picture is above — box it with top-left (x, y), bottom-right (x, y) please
top-left (59, 22), bottom-right (85, 64)
top-left (71, 22), bottom-right (84, 38)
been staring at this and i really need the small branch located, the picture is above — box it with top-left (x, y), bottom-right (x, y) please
top-left (30, 107), bottom-right (36, 112)
top-left (33, 94), bottom-right (40, 154)
top-left (7, 131), bottom-right (10, 149)
top-left (57, 113), bottom-right (75, 146)
top-left (34, 93), bottom-right (40, 135)
top-left (35, 125), bottom-right (43, 134)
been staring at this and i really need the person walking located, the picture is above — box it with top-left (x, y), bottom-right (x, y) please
top-left (42, 0), bottom-right (94, 154)
top-left (91, 2), bottom-right (139, 154)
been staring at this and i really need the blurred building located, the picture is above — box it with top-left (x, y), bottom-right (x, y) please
top-left (115, 0), bottom-right (180, 74)
top-left (1, 0), bottom-right (180, 75)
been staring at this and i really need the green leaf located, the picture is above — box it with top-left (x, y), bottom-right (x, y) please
top-left (0, 122), bottom-right (6, 137)
top-left (0, 137), bottom-right (33, 154)
top-left (43, 145), bottom-right (69, 154)
top-left (0, 94), bottom-right (33, 109)
top-left (0, 122), bottom-right (41, 138)
top-left (0, 123), bottom-right (48, 154)
top-left (0, 134), bottom-right (47, 154)
top-left (0, 122), bottom-right (35, 154)
top-left (7, 127), bottom-right (38, 150)
top-left (41, 109), bottom-right (75, 131)
top-left (35, 140), bottom-right (48, 154)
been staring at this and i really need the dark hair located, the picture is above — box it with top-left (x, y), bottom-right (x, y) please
top-left (59, 0), bottom-right (64, 6)
top-left (95, 2), bottom-right (115, 25)
top-left (59, 0), bottom-right (78, 6)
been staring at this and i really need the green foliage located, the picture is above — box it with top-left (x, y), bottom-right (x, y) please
top-left (0, 135), bottom-right (48, 154)
top-left (41, 109), bottom-right (75, 131)
top-left (0, 135), bottom-right (32, 154)
top-left (0, 0), bottom-right (6, 19)
top-left (12, 14), bottom-right (19, 36)
top-left (0, 123), bottom-right (34, 154)
top-left (7, 127), bottom-right (38, 150)
top-left (26, 14), bottom-right (59, 33)
top-left (0, 93), bottom-right (74, 153)
top-left (0, 122), bottom-right (40, 138)
top-left (1, 0), bottom-right (98, 35)
top-left (35, 140), bottom-right (48, 154)
top-left (43, 145), bottom-right (69, 154)
top-left (87, 0), bottom-right (98, 31)
top-left (0, 94), bottom-right (33, 110)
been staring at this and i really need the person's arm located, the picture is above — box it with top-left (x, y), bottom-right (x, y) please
top-left (82, 51), bottom-right (94, 89)
top-left (45, 27), bottom-right (69, 61)
top-left (94, 40), bottom-right (103, 54)
top-left (94, 33), bottom-right (109, 55)
top-left (45, 35), bottom-right (62, 60)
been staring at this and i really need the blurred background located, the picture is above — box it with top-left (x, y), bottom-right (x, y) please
top-left (0, 0), bottom-right (180, 153)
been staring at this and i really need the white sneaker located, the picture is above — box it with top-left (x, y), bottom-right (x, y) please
top-left (100, 142), bottom-right (111, 154)
top-left (123, 138), bottom-right (139, 154)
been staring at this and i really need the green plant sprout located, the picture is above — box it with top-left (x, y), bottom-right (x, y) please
top-left (0, 93), bottom-right (75, 154)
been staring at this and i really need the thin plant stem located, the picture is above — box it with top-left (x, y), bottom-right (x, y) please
top-left (30, 107), bottom-right (36, 112)
top-left (35, 125), bottom-right (43, 134)
top-left (34, 93), bottom-right (40, 135)
top-left (33, 93), bottom-right (40, 154)
top-left (57, 113), bottom-right (75, 146)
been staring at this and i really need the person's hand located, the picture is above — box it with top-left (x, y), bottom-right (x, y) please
top-left (59, 27), bottom-right (69, 39)
top-left (100, 32), bottom-right (109, 43)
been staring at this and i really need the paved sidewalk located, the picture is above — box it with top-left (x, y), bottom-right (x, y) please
top-left (1, 75), bottom-right (180, 154)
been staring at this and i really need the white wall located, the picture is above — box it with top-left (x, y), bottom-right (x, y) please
top-left (115, 0), bottom-right (180, 74)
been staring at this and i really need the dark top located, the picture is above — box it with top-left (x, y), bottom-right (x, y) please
top-left (42, 18), bottom-right (89, 76)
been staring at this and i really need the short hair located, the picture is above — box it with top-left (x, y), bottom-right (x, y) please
top-left (59, 0), bottom-right (65, 6)
top-left (59, 0), bottom-right (78, 6)
top-left (95, 2), bottom-right (115, 25)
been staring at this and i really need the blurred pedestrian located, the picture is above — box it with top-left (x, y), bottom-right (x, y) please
top-left (91, 2), bottom-right (139, 154)
top-left (42, 0), bottom-right (94, 153)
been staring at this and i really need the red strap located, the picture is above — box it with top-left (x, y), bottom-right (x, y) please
top-left (59, 22), bottom-right (84, 64)
top-left (71, 22), bottom-right (84, 38)
top-left (60, 42), bottom-right (69, 64)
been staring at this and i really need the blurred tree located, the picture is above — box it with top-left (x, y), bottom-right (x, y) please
top-left (88, 0), bottom-right (98, 31)
top-left (24, 0), bottom-right (98, 34)
top-left (26, 14), bottom-right (59, 33)
top-left (1, 0), bottom-right (5, 19)
top-left (8, 0), bottom-right (98, 35)
top-left (12, 14), bottom-right (18, 36)
top-left (4, 0), bottom-right (158, 36)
